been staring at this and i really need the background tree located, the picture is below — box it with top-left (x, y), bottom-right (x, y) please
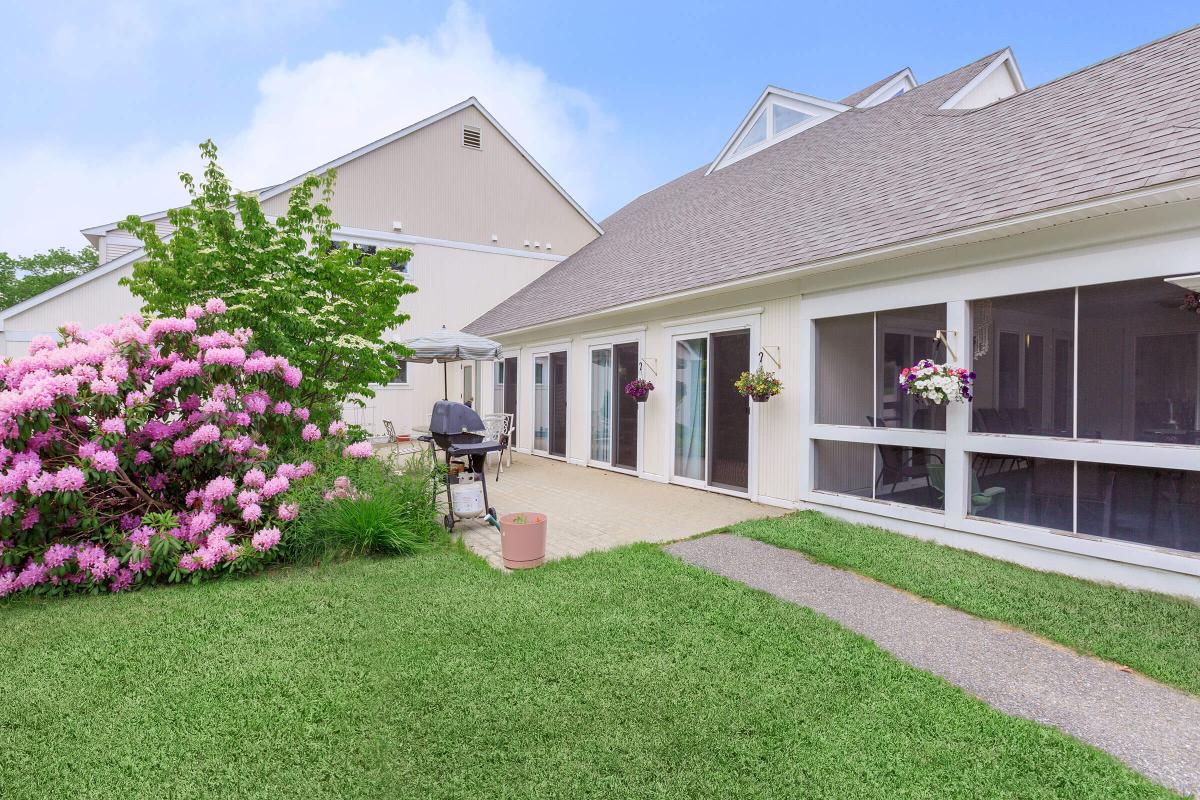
top-left (119, 140), bottom-right (417, 422)
top-left (0, 246), bottom-right (100, 310)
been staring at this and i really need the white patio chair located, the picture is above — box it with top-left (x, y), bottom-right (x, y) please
top-left (481, 413), bottom-right (514, 478)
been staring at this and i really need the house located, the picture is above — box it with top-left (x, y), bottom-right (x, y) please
top-left (0, 98), bottom-right (601, 436)
top-left (466, 27), bottom-right (1200, 598)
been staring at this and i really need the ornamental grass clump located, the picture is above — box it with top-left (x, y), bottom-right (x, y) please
top-left (0, 301), bottom-right (371, 599)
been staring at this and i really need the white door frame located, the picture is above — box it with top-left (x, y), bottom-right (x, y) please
top-left (664, 312), bottom-right (761, 500)
top-left (585, 332), bottom-right (647, 476)
top-left (530, 344), bottom-right (569, 460)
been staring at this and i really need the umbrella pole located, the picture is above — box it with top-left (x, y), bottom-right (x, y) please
top-left (444, 362), bottom-right (449, 400)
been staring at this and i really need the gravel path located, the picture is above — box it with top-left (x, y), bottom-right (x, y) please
top-left (667, 534), bottom-right (1200, 797)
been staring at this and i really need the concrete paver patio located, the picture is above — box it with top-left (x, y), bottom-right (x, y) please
top-left (451, 453), bottom-right (786, 568)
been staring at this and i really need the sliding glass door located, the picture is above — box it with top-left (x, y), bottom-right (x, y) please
top-left (534, 351), bottom-right (568, 458)
top-left (673, 329), bottom-right (750, 492)
top-left (589, 342), bottom-right (640, 471)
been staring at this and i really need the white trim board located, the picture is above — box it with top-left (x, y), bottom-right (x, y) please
top-left (256, 97), bottom-right (602, 235)
top-left (939, 49), bottom-right (1027, 111)
top-left (855, 68), bottom-right (918, 108)
top-left (332, 225), bottom-right (566, 262)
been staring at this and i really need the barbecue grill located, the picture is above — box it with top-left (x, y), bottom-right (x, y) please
top-left (426, 400), bottom-right (502, 531)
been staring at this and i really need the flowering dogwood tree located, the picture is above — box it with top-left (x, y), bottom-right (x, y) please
top-left (119, 140), bottom-right (417, 422)
top-left (0, 301), bottom-right (371, 598)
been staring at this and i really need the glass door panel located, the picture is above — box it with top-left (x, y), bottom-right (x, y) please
top-left (613, 343), bottom-right (639, 470)
top-left (674, 338), bottom-right (708, 481)
top-left (709, 330), bottom-right (750, 491)
top-left (533, 356), bottom-right (549, 452)
top-left (549, 352), bottom-right (568, 457)
top-left (590, 349), bottom-right (612, 463)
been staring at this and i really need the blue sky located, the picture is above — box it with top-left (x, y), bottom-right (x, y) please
top-left (1, 1), bottom-right (1195, 256)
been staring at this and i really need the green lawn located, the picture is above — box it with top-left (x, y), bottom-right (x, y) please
top-left (734, 511), bottom-right (1200, 697)
top-left (0, 544), bottom-right (1177, 799)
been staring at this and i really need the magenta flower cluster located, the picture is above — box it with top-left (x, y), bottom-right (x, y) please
top-left (0, 300), bottom-right (357, 599)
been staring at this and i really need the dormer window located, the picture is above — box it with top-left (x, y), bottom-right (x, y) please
top-left (733, 110), bottom-right (768, 155)
top-left (708, 87), bottom-right (846, 174)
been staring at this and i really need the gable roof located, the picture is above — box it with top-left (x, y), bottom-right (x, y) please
top-left (255, 97), bottom-right (602, 234)
top-left (467, 27), bottom-right (1200, 337)
top-left (706, 87), bottom-right (848, 175)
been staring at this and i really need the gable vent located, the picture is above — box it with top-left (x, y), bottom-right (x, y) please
top-left (462, 125), bottom-right (482, 149)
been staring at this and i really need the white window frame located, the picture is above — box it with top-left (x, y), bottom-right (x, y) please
top-left (798, 245), bottom-right (1200, 578)
top-left (388, 360), bottom-right (410, 386)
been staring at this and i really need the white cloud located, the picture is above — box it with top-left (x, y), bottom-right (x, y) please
top-left (0, 2), bottom-right (618, 256)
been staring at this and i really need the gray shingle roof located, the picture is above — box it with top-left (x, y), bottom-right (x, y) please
top-left (468, 27), bottom-right (1200, 337)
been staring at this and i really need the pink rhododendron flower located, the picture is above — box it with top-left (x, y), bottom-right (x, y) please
top-left (134, 449), bottom-right (153, 466)
top-left (281, 366), bottom-right (302, 388)
top-left (343, 441), bottom-right (373, 459)
top-left (242, 468), bottom-right (266, 488)
top-left (277, 502), bottom-right (299, 521)
top-left (328, 421), bottom-right (348, 436)
top-left (272, 401), bottom-right (292, 416)
top-left (99, 418), bottom-right (126, 435)
top-left (43, 543), bottom-right (74, 567)
top-left (293, 407), bottom-right (310, 422)
top-left (252, 527), bottom-right (281, 552)
top-left (53, 466), bottom-right (86, 492)
top-left (110, 568), bottom-right (135, 592)
top-left (261, 475), bottom-right (289, 498)
top-left (205, 298), bottom-right (227, 315)
top-left (301, 423), bottom-right (321, 442)
top-left (20, 508), bottom-right (39, 530)
top-left (204, 476), bottom-right (236, 503)
top-left (242, 503), bottom-right (262, 522)
top-left (236, 489), bottom-right (260, 509)
top-left (191, 423), bottom-right (221, 446)
top-left (276, 463), bottom-right (297, 479)
top-left (295, 461), bottom-right (315, 478)
top-left (128, 527), bottom-right (153, 548)
top-left (205, 347), bottom-right (246, 367)
top-left (92, 450), bottom-right (119, 472)
top-left (185, 304), bottom-right (205, 320)
top-left (190, 511), bottom-right (216, 535)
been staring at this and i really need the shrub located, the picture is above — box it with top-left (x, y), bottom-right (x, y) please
top-left (279, 447), bottom-right (441, 563)
top-left (0, 302), bottom-right (371, 598)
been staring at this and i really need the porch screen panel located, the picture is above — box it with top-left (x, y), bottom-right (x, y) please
top-left (674, 338), bottom-right (707, 481)
top-left (590, 349), bottom-right (612, 463)
top-left (815, 314), bottom-right (873, 426)
top-left (876, 304), bottom-right (946, 430)
top-left (1079, 278), bottom-right (1200, 445)
top-left (709, 330), bottom-right (750, 491)
top-left (970, 289), bottom-right (1074, 437)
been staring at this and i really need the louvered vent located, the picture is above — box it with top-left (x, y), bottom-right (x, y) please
top-left (462, 125), bottom-right (482, 149)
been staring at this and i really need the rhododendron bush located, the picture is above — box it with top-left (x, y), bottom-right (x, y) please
top-left (0, 300), bottom-right (373, 598)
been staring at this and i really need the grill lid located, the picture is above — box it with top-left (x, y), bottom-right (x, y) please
top-left (429, 400), bottom-right (485, 434)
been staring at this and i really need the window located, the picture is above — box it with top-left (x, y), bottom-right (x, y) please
top-left (814, 304), bottom-right (947, 430)
top-left (771, 103), bottom-right (813, 134)
top-left (733, 110), bottom-right (768, 155)
top-left (971, 289), bottom-right (1074, 437)
top-left (390, 361), bottom-right (409, 385)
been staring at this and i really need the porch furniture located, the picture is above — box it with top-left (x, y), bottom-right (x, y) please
top-left (927, 463), bottom-right (1007, 517)
top-left (482, 412), bottom-right (515, 479)
top-left (875, 444), bottom-right (932, 495)
top-left (383, 419), bottom-right (400, 443)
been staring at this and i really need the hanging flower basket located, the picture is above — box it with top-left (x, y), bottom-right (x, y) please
top-left (898, 359), bottom-right (976, 404)
top-left (624, 378), bottom-right (655, 402)
top-left (1181, 291), bottom-right (1200, 316)
top-left (735, 367), bottom-right (782, 403)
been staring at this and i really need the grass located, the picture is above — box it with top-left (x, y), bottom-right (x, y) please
top-left (734, 511), bottom-right (1200, 697)
top-left (0, 544), bottom-right (1178, 799)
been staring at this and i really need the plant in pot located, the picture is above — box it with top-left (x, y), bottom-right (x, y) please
top-left (498, 512), bottom-right (547, 569)
top-left (898, 359), bottom-right (976, 404)
top-left (735, 367), bottom-right (782, 403)
top-left (624, 378), bottom-right (655, 403)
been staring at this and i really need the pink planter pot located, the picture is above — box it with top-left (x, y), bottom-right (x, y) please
top-left (499, 513), bottom-right (547, 569)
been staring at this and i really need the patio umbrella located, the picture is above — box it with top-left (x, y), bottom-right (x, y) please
top-left (398, 327), bottom-right (503, 399)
